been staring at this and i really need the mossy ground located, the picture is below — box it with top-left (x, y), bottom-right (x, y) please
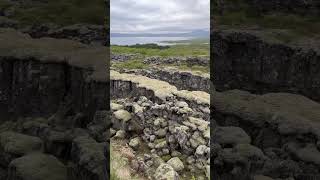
top-left (111, 42), bottom-right (209, 73)
top-left (0, 0), bottom-right (107, 26)
top-left (111, 43), bottom-right (209, 57)
top-left (110, 139), bottom-right (146, 180)
top-left (212, 0), bottom-right (320, 43)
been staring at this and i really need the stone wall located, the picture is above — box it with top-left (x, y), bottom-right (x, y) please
top-left (212, 30), bottom-right (320, 102)
top-left (143, 56), bottom-right (209, 66)
top-left (110, 70), bottom-right (210, 179)
top-left (111, 96), bottom-right (210, 178)
top-left (118, 68), bottom-right (210, 93)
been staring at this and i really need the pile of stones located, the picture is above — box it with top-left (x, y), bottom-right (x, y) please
top-left (118, 67), bottom-right (210, 92)
top-left (110, 96), bottom-right (210, 179)
top-left (0, 109), bottom-right (108, 180)
top-left (111, 53), bottom-right (140, 62)
top-left (143, 56), bottom-right (209, 66)
top-left (211, 89), bottom-right (320, 180)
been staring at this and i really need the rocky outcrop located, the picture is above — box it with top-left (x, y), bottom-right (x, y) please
top-left (212, 29), bottom-right (320, 102)
top-left (0, 28), bottom-right (108, 119)
top-left (0, 17), bottom-right (107, 45)
top-left (118, 67), bottom-right (210, 92)
top-left (111, 53), bottom-right (140, 62)
top-left (0, 28), bottom-right (108, 179)
top-left (110, 96), bottom-right (210, 178)
top-left (211, 89), bottom-right (320, 179)
top-left (7, 153), bottom-right (68, 180)
top-left (110, 69), bottom-right (210, 178)
top-left (110, 70), bottom-right (209, 116)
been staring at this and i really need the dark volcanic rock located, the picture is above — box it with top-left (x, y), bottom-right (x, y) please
top-left (7, 153), bottom-right (68, 180)
top-left (70, 136), bottom-right (106, 180)
top-left (212, 29), bottom-right (320, 102)
top-left (0, 28), bottom-right (108, 179)
top-left (0, 28), bottom-right (108, 119)
top-left (119, 68), bottom-right (210, 93)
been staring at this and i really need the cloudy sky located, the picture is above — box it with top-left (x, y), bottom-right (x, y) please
top-left (111, 0), bottom-right (210, 34)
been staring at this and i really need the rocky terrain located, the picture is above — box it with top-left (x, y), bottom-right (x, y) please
top-left (0, 17), bottom-right (107, 46)
top-left (0, 28), bottom-right (108, 180)
top-left (213, 29), bottom-right (320, 102)
top-left (110, 70), bottom-right (210, 179)
top-left (212, 1), bottom-right (320, 179)
top-left (116, 67), bottom-right (210, 92)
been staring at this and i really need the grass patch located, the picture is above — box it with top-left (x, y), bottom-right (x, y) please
top-left (0, 0), bottom-right (107, 26)
top-left (111, 44), bottom-right (209, 57)
top-left (112, 59), bottom-right (148, 70)
top-left (177, 64), bottom-right (210, 74)
top-left (110, 140), bottom-right (146, 180)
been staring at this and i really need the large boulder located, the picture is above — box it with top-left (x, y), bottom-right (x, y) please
top-left (286, 142), bottom-right (320, 166)
top-left (70, 136), bottom-right (106, 180)
top-left (154, 163), bottom-right (180, 180)
top-left (0, 131), bottom-right (43, 166)
top-left (7, 153), bottom-right (67, 180)
top-left (213, 126), bottom-right (251, 146)
top-left (167, 157), bottom-right (184, 172)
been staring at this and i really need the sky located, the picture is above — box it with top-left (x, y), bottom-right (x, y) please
top-left (110, 0), bottom-right (210, 34)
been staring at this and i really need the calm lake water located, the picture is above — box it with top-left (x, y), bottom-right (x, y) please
top-left (111, 36), bottom-right (193, 46)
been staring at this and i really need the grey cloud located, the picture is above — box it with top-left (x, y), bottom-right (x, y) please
top-left (111, 0), bottom-right (210, 33)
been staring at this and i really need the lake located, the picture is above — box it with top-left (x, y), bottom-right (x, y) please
top-left (111, 36), bottom-right (193, 46)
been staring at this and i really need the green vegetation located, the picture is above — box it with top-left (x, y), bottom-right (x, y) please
top-left (173, 64), bottom-right (210, 74)
top-left (112, 59), bottom-right (148, 70)
top-left (111, 43), bottom-right (209, 57)
top-left (213, 0), bottom-right (320, 39)
top-left (118, 43), bottom-right (170, 50)
top-left (0, 0), bottom-right (107, 26)
top-left (110, 140), bottom-right (145, 180)
top-left (111, 41), bottom-right (209, 73)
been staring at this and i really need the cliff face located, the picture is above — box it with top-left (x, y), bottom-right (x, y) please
top-left (0, 28), bottom-right (108, 120)
top-left (212, 30), bottom-right (320, 102)
top-left (0, 28), bottom-right (109, 180)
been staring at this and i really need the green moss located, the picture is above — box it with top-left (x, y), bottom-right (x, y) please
top-left (112, 59), bottom-right (148, 70)
top-left (161, 155), bottom-right (172, 162)
top-left (154, 138), bottom-right (166, 144)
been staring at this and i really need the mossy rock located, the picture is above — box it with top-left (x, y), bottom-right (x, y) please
top-left (8, 153), bottom-right (67, 180)
top-left (161, 155), bottom-right (172, 162)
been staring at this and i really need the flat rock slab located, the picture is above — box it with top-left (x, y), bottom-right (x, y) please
top-left (7, 153), bottom-right (67, 180)
top-left (212, 90), bottom-right (320, 139)
top-left (0, 28), bottom-right (108, 82)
